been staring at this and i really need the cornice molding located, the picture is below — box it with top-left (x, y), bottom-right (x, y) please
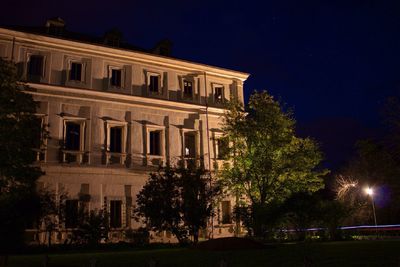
top-left (0, 28), bottom-right (250, 81)
top-left (26, 82), bottom-right (226, 117)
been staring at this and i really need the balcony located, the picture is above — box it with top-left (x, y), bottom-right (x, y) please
top-left (61, 150), bottom-right (89, 164)
top-left (105, 152), bottom-right (127, 165)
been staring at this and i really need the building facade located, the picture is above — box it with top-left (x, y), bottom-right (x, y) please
top-left (0, 20), bottom-right (249, 243)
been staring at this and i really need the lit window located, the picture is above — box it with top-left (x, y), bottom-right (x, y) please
top-left (110, 69), bottom-right (122, 87)
top-left (184, 133), bottom-right (196, 158)
top-left (28, 55), bottom-right (44, 78)
top-left (183, 80), bottom-right (193, 99)
top-left (110, 200), bottom-right (122, 228)
top-left (149, 74), bottom-right (160, 93)
top-left (70, 62), bottom-right (82, 81)
top-left (149, 130), bottom-right (161, 156)
top-left (214, 87), bottom-right (224, 103)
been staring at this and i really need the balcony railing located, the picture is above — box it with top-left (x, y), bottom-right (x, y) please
top-left (61, 150), bottom-right (89, 164)
top-left (105, 152), bottom-right (127, 165)
top-left (182, 157), bottom-right (201, 169)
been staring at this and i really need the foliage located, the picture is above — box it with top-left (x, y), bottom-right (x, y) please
top-left (135, 166), bottom-right (220, 244)
top-left (318, 200), bottom-right (350, 240)
top-left (124, 228), bottom-right (150, 246)
top-left (221, 91), bottom-right (327, 236)
top-left (72, 209), bottom-right (109, 246)
top-left (281, 192), bottom-right (323, 240)
top-left (0, 58), bottom-right (43, 252)
top-left (36, 187), bottom-right (68, 247)
top-left (338, 139), bottom-right (400, 225)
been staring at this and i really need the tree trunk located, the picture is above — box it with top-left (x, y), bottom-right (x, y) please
top-left (47, 231), bottom-right (52, 247)
top-left (193, 227), bottom-right (199, 244)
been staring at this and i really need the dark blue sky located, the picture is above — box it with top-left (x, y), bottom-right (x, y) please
top-left (2, 0), bottom-right (400, 168)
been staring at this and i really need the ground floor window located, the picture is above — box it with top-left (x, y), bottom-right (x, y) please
top-left (110, 200), bottom-right (122, 228)
top-left (221, 201), bottom-right (232, 224)
top-left (65, 199), bottom-right (79, 228)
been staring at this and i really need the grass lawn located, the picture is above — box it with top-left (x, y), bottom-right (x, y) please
top-left (7, 240), bottom-right (400, 267)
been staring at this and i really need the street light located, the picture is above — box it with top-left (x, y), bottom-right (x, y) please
top-left (364, 187), bottom-right (378, 237)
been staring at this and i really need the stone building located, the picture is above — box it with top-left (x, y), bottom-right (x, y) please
top-left (0, 18), bottom-right (249, 243)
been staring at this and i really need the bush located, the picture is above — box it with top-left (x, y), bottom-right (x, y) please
top-left (124, 228), bottom-right (150, 246)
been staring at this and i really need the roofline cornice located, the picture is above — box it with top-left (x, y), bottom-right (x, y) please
top-left (0, 27), bottom-right (250, 81)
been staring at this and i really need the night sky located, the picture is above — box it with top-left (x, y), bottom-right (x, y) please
top-left (2, 0), bottom-right (400, 169)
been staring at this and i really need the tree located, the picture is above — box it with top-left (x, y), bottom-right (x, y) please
top-left (135, 166), bottom-right (220, 244)
top-left (221, 91), bottom-right (327, 236)
top-left (36, 187), bottom-right (68, 247)
top-left (179, 168), bottom-right (220, 243)
top-left (72, 209), bottom-right (109, 246)
top-left (0, 58), bottom-right (43, 255)
top-left (338, 139), bottom-right (400, 225)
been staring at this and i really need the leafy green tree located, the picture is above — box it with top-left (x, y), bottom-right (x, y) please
top-left (0, 58), bottom-right (43, 254)
top-left (221, 91), bottom-right (327, 236)
top-left (135, 166), bottom-right (220, 244)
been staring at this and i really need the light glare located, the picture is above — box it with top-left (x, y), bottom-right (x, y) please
top-left (365, 187), bottom-right (374, 196)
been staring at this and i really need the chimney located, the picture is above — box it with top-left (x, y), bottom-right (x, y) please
top-left (152, 39), bottom-right (173, 56)
top-left (103, 28), bottom-right (123, 47)
top-left (45, 17), bottom-right (66, 36)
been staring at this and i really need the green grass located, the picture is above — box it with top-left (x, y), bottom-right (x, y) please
top-left (7, 240), bottom-right (400, 267)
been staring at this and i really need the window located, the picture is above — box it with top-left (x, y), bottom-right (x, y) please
top-left (149, 74), bottom-right (160, 93)
top-left (65, 199), bottom-right (79, 228)
top-left (149, 130), bottom-right (161, 156)
top-left (214, 86), bottom-right (224, 103)
top-left (217, 138), bottom-right (229, 160)
top-left (33, 116), bottom-right (45, 161)
top-left (110, 69), bottom-right (122, 87)
top-left (105, 122), bottom-right (127, 165)
top-left (28, 55), bottom-right (44, 77)
top-left (183, 80), bottom-right (193, 99)
top-left (110, 200), bottom-right (122, 228)
top-left (221, 201), bottom-right (232, 224)
top-left (70, 62), bottom-right (82, 81)
top-left (65, 122), bottom-right (81, 151)
top-left (62, 119), bottom-right (86, 163)
top-left (109, 126), bottom-right (122, 153)
top-left (184, 133), bottom-right (196, 158)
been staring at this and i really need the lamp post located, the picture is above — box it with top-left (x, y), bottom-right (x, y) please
top-left (365, 187), bottom-right (378, 237)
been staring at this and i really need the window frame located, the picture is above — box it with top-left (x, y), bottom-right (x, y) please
top-left (65, 199), bottom-right (79, 229)
top-left (61, 117), bottom-right (87, 164)
top-left (108, 65), bottom-right (125, 89)
top-left (212, 84), bottom-right (225, 104)
top-left (146, 125), bottom-right (165, 158)
top-left (67, 60), bottom-right (86, 83)
top-left (220, 200), bottom-right (232, 224)
top-left (183, 80), bottom-right (194, 99)
top-left (183, 131), bottom-right (197, 159)
top-left (105, 120), bottom-right (127, 165)
top-left (33, 113), bottom-right (47, 162)
top-left (146, 72), bottom-right (162, 95)
top-left (109, 200), bottom-right (122, 229)
top-left (27, 54), bottom-right (45, 78)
